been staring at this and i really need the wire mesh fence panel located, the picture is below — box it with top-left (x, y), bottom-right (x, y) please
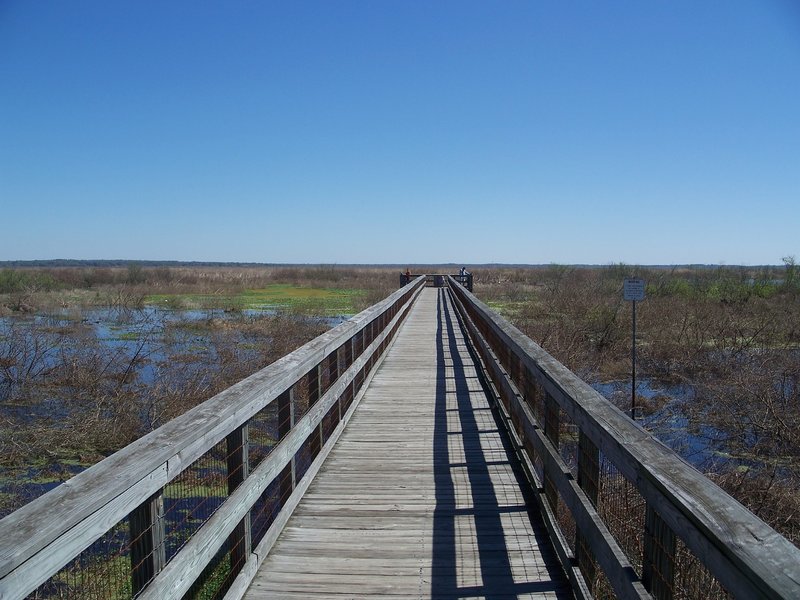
top-left (352, 331), bottom-right (363, 363)
top-left (340, 380), bottom-right (354, 413)
top-left (293, 433), bottom-right (315, 484)
top-left (577, 434), bottom-right (600, 502)
top-left (343, 339), bottom-right (353, 372)
top-left (596, 451), bottom-right (645, 577)
top-left (530, 385), bottom-right (545, 428)
top-left (248, 402), bottom-right (278, 472)
top-left (671, 536), bottom-right (732, 599)
top-left (250, 477), bottom-right (282, 548)
top-left (26, 519), bottom-right (133, 600)
top-left (292, 377), bottom-right (310, 422)
top-left (163, 439), bottom-right (229, 563)
top-left (558, 411), bottom-right (579, 477)
top-left (321, 401), bottom-right (338, 444)
top-left (534, 454), bottom-right (545, 491)
top-left (180, 544), bottom-right (231, 600)
top-left (574, 533), bottom-right (618, 600)
top-left (353, 365), bottom-right (365, 398)
top-left (556, 491), bottom-right (576, 554)
top-left (324, 351), bottom-right (338, 395)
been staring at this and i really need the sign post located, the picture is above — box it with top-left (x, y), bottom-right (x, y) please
top-left (623, 278), bottom-right (645, 420)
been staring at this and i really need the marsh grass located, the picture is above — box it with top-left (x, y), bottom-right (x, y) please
top-left (0, 264), bottom-right (398, 315)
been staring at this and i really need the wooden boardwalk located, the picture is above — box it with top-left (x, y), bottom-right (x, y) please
top-left (244, 288), bottom-right (572, 599)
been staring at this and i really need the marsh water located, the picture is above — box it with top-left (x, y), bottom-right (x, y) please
top-left (0, 305), bottom-right (348, 516)
top-left (591, 378), bottom-right (728, 469)
top-left (0, 304), bottom-right (348, 396)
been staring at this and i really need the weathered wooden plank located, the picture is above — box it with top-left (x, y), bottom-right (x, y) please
top-left (244, 592), bottom-right (564, 600)
top-left (129, 490), bottom-right (166, 595)
top-left (226, 424), bottom-right (251, 581)
top-left (643, 503), bottom-right (676, 600)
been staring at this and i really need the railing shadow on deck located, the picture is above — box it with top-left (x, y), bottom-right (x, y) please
top-left (445, 276), bottom-right (800, 600)
top-left (0, 277), bottom-right (427, 600)
top-left (431, 288), bottom-right (569, 599)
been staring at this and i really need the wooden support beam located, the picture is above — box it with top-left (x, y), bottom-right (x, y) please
top-left (544, 392), bottom-right (560, 513)
top-left (277, 388), bottom-right (296, 505)
top-left (307, 364), bottom-right (322, 457)
top-left (577, 431), bottom-right (600, 589)
top-left (226, 424), bottom-right (251, 576)
top-left (643, 504), bottom-right (676, 600)
top-left (129, 491), bottom-right (166, 595)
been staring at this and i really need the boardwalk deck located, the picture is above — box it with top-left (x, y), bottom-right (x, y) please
top-left (243, 288), bottom-right (572, 599)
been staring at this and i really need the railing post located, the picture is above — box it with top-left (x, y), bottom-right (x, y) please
top-left (326, 351), bottom-right (339, 392)
top-left (345, 334), bottom-right (354, 369)
top-left (226, 423), bottom-right (251, 573)
top-left (643, 504), bottom-right (676, 599)
top-left (521, 373), bottom-right (539, 458)
top-left (278, 387), bottom-right (296, 503)
top-left (129, 490), bottom-right (166, 595)
top-left (307, 364), bottom-right (322, 456)
top-left (543, 393), bottom-right (560, 513)
top-left (351, 334), bottom-right (360, 394)
top-left (577, 431), bottom-right (600, 587)
top-left (334, 345), bottom-right (344, 421)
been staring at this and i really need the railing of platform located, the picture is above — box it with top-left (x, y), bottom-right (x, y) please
top-left (446, 276), bottom-right (800, 600)
top-left (400, 272), bottom-right (472, 291)
top-left (0, 276), bottom-right (426, 600)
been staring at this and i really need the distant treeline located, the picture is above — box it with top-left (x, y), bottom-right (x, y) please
top-left (0, 259), bottom-right (789, 269)
top-left (0, 259), bottom-right (290, 268)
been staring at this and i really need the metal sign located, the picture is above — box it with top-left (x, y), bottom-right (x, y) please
top-left (624, 278), bottom-right (645, 301)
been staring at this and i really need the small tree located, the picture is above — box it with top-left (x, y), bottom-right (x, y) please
top-left (126, 263), bottom-right (145, 285)
top-left (783, 255), bottom-right (797, 291)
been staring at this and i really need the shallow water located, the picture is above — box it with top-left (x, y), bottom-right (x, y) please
top-left (0, 305), bottom-right (349, 517)
top-left (591, 378), bottom-right (737, 471)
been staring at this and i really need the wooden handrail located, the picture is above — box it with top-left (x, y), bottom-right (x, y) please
top-left (446, 276), bottom-right (800, 599)
top-left (0, 276), bottom-right (426, 600)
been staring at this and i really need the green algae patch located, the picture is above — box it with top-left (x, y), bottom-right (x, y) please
top-left (241, 285), bottom-right (361, 314)
top-left (145, 284), bottom-right (363, 315)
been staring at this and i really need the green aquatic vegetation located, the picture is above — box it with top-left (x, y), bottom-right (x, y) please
top-left (53, 553), bottom-right (132, 600)
top-left (191, 553), bottom-right (232, 600)
top-left (146, 283), bottom-right (364, 315)
top-left (164, 480), bottom-right (227, 500)
top-left (111, 331), bottom-right (142, 341)
top-left (0, 491), bottom-right (16, 513)
top-left (485, 300), bottom-right (527, 319)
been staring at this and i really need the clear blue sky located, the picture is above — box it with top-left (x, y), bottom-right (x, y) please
top-left (1, 1), bottom-right (798, 265)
